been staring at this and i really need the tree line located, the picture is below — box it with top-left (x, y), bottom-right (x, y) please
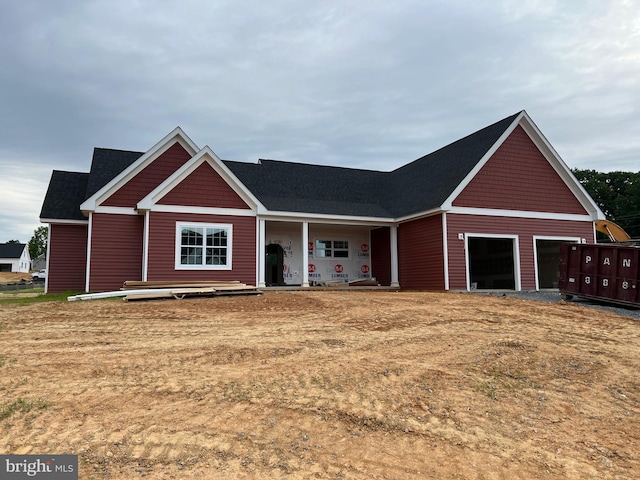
top-left (572, 169), bottom-right (640, 239)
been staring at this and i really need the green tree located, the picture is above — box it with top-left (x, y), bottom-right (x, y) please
top-left (6, 239), bottom-right (21, 244)
top-left (572, 169), bottom-right (640, 239)
top-left (28, 226), bottom-right (48, 260)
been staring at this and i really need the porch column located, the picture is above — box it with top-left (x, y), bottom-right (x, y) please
top-left (302, 221), bottom-right (310, 287)
top-left (390, 224), bottom-right (400, 288)
top-left (258, 219), bottom-right (266, 288)
top-left (142, 210), bottom-right (149, 282)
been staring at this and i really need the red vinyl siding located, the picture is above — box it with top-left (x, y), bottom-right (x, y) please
top-left (89, 214), bottom-right (144, 292)
top-left (102, 143), bottom-right (192, 208)
top-left (446, 213), bottom-right (595, 290)
top-left (47, 224), bottom-right (88, 293)
top-left (147, 212), bottom-right (256, 285)
top-left (370, 227), bottom-right (391, 286)
top-left (158, 162), bottom-right (250, 209)
top-left (453, 126), bottom-right (587, 214)
top-left (398, 215), bottom-right (446, 290)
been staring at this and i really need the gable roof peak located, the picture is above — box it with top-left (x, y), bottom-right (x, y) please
top-left (80, 126), bottom-right (200, 211)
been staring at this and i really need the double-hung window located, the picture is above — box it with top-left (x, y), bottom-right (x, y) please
top-left (314, 239), bottom-right (349, 258)
top-left (176, 222), bottom-right (232, 270)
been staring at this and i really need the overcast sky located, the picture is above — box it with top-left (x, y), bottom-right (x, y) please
top-left (1, 0), bottom-right (638, 243)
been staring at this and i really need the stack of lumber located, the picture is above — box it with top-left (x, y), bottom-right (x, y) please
top-left (122, 280), bottom-right (261, 301)
top-left (320, 278), bottom-right (380, 288)
top-left (67, 280), bottom-right (260, 302)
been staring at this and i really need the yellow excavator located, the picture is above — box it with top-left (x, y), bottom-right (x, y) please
top-left (595, 220), bottom-right (631, 243)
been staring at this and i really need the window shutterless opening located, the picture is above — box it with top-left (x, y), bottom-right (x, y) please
top-left (175, 222), bottom-right (232, 270)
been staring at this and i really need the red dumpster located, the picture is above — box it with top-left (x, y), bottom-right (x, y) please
top-left (559, 243), bottom-right (639, 307)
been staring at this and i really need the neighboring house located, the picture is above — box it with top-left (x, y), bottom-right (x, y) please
top-left (39, 111), bottom-right (604, 294)
top-left (0, 243), bottom-right (31, 273)
top-left (32, 253), bottom-right (47, 271)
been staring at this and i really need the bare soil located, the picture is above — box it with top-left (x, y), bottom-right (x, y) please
top-left (1, 291), bottom-right (639, 479)
top-left (0, 272), bottom-right (32, 284)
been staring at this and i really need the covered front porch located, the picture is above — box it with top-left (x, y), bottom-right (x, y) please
top-left (256, 219), bottom-right (400, 288)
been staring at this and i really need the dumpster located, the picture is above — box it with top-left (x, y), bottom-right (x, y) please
top-left (559, 243), bottom-right (640, 308)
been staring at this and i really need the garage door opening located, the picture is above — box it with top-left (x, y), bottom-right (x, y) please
top-left (535, 239), bottom-right (565, 289)
top-left (468, 237), bottom-right (516, 290)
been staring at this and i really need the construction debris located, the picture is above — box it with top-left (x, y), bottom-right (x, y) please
top-left (67, 280), bottom-right (261, 302)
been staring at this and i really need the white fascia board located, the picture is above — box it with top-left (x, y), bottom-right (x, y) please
top-left (517, 112), bottom-right (606, 220)
top-left (93, 206), bottom-right (139, 215)
top-left (151, 204), bottom-right (256, 217)
top-left (441, 111), bottom-right (605, 221)
top-left (441, 112), bottom-right (524, 210)
top-left (394, 208), bottom-right (444, 224)
top-left (137, 146), bottom-right (262, 213)
top-left (39, 218), bottom-right (89, 225)
top-left (80, 127), bottom-right (199, 212)
top-left (447, 206), bottom-right (595, 222)
top-left (258, 211), bottom-right (396, 226)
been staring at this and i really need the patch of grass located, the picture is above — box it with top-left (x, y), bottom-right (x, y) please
top-left (476, 381), bottom-right (498, 400)
top-left (0, 397), bottom-right (50, 420)
top-left (0, 354), bottom-right (15, 368)
top-left (0, 287), bottom-right (44, 295)
top-left (0, 291), bottom-right (83, 305)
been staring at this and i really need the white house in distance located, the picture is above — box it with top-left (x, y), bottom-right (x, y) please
top-left (0, 243), bottom-right (31, 273)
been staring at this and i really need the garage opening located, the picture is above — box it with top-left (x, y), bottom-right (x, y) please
top-left (535, 239), bottom-right (564, 289)
top-left (468, 237), bottom-right (516, 290)
top-left (0, 264), bottom-right (11, 272)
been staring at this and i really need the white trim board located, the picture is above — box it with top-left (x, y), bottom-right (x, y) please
top-left (464, 233), bottom-right (521, 292)
top-left (441, 111), bottom-right (605, 221)
top-left (532, 235), bottom-right (581, 290)
top-left (137, 146), bottom-right (262, 213)
top-left (81, 127), bottom-right (199, 212)
top-left (447, 207), bottom-right (594, 222)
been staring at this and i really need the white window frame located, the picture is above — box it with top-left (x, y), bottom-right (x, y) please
top-left (313, 239), bottom-right (350, 259)
top-left (175, 222), bottom-right (233, 270)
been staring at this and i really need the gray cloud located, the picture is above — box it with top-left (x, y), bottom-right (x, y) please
top-left (1, 0), bottom-right (638, 242)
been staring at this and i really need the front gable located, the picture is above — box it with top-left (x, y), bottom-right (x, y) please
top-left (452, 125), bottom-right (588, 215)
top-left (102, 142), bottom-right (193, 208)
top-left (157, 162), bottom-right (251, 209)
top-left (137, 146), bottom-right (262, 213)
top-left (443, 111), bottom-right (604, 220)
top-left (80, 127), bottom-right (199, 213)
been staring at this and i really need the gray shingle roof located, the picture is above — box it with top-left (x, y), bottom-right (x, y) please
top-left (383, 112), bottom-right (520, 216)
top-left (40, 149), bottom-right (143, 221)
top-left (85, 148), bottom-right (143, 198)
top-left (40, 113), bottom-right (521, 221)
top-left (224, 112), bottom-right (520, 218)
top-left (40, 171), bottom-right (90, 221)
top-left (0, 243), bottom-right (26, 259)
top-left (223, 159), bottom-right (392, 217)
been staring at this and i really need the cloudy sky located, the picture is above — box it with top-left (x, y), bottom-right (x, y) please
top-left (1, 0), bottom-right (639, 243)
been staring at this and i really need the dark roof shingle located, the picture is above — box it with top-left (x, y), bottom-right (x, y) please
top-left (40, 171), bottom-right (90, 221)
top-left (0, 243), bottom-right (26, 259)
top-left (225, 112), bottom-right (520, 218)
top-left (85, 148), bottom-right (144, 198)
top-left (40, 113), bottom-right (521, 221)
top-left (39, 149), bottom-right (143, 221)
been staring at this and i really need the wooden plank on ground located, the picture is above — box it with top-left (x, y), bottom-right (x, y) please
top-left (123, 280), bottom-right (244, 290)
top-left (169, 287), bottom-right (216, 295)
top-left (124, 292), bottom-right (174, 302)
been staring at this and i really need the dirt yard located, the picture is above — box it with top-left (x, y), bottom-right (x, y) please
top-left (1, 290), bottom-right (638, 479)
top-left (0, 272), bottom-right (33, 284)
